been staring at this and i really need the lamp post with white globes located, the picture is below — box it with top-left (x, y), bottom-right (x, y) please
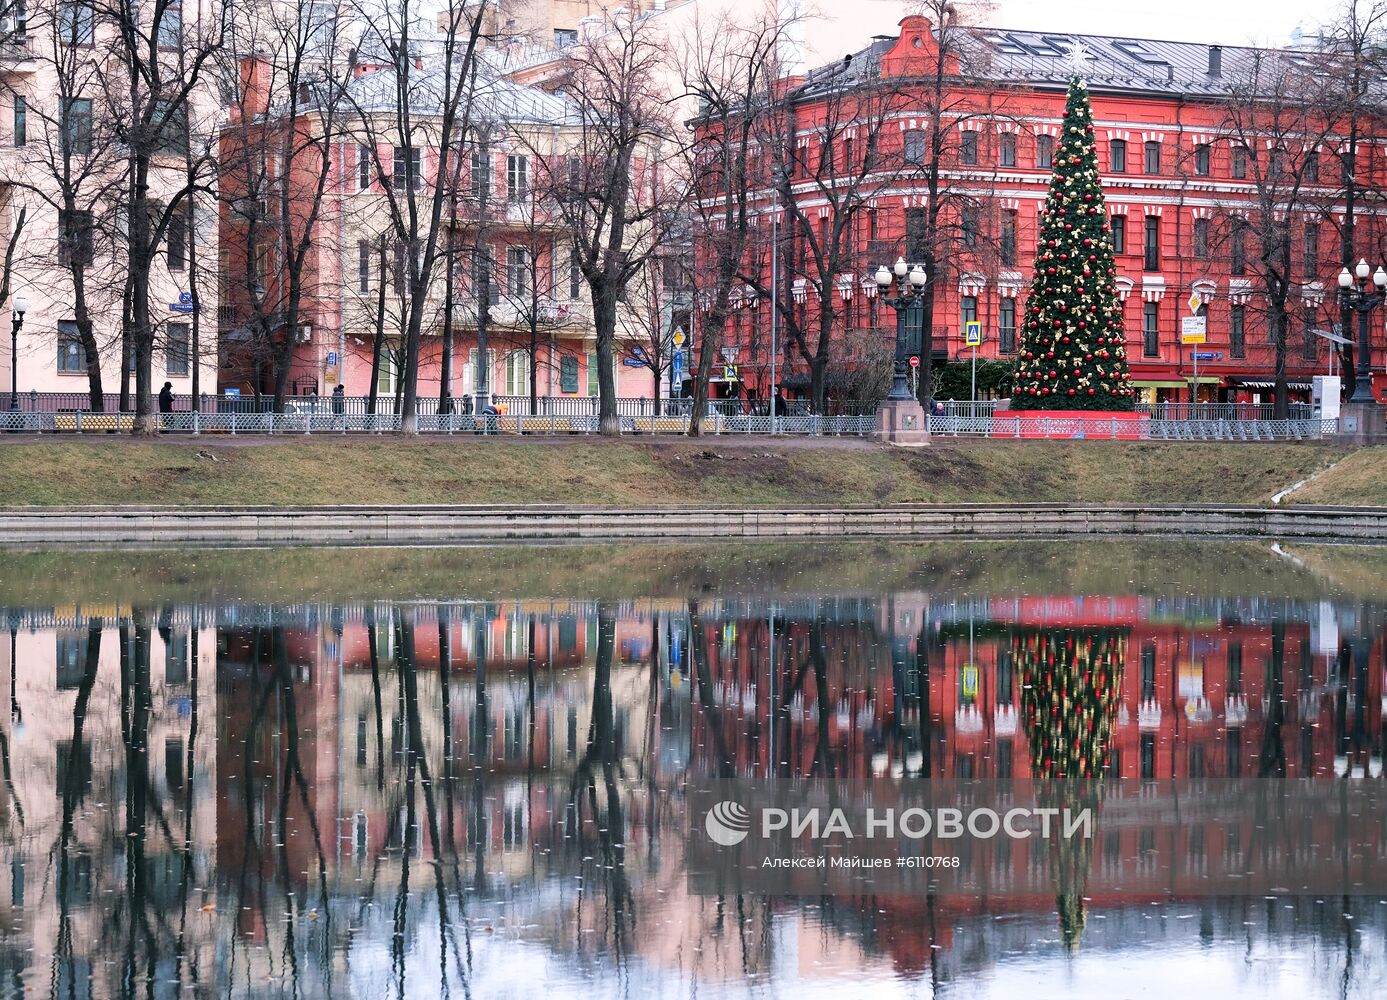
top-left (872, 257), bottom-right (929, 444)
top-left (1336, 259), bottom-right (1387, 442)
top-left (9, 295), bottom-right (26, 413)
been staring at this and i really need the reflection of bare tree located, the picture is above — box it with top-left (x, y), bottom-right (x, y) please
top-left (438, 606), bottom-right (457, 852)
top-left (809, 618), bottom-right (837, 779)
top-left (52, 618), bottom-right (100, 999)
top-left (398, 613), bottom-right (470, 997)
top-left (567, 601), bottom-right (634, 952)
top-left (688, 600), bottom-right (734, 777)
top-left (1260, 620), bottom-right (1287, 776)
top-left (269, 627), bottom-right (332, 985)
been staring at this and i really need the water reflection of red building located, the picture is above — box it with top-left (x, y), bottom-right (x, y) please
top-left (685, 595), bottom-right (1387, 965)
top-left (689, 596), bottom-right (1384, 783)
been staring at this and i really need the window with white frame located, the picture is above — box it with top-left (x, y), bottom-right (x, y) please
top-left (506, 246), bottom-right (530, 298)
top-left (466, 348), bottom-right (495, 396)
top-left (166, 322), bottom-right (190, 376)
top-left (503, 352), bottom-right (530, 397)
top-left (376, 348), bottom-right (399, 395)
top-left (470, 148), bottom-right (490, 199)
top-left (506, 154), bottom-right (529, 202)
top-left (57, 322), bottom-right (86, 373)
top-left (998, 132), bottom-right (1015, 168)
top-left (357, 144), bottom-right (372, 191)
top-left (960, 130), bottom-right (978, 166)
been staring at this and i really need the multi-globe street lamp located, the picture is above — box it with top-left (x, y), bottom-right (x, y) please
top-left (9, 295), bottom-right (26, 412)
top-left (873, 257), bottom-right (926, 402)
top-left (1337, 258), bottom-right (1386, 402)
top-left (870, 257), bottom-right (929, 445)
top-left (1336, 259), bottom-right (1387, 442)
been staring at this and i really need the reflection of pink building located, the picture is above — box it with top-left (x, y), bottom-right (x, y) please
top-left (0, 616), bottom-right (217, 997)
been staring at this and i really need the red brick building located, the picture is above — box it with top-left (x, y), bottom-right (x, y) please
top-left (698, 18), bottom-right (1386, 407)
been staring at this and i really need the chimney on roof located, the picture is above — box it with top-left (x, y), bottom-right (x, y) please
top-left (1167, 64), bottom-right (1174, 81)
top-left (1207, 44), bottom-right (1222, 77)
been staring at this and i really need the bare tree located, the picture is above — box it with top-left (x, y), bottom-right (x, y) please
top-left (344, 0), bottom-right (487, 434)
top-left (97, 0), bottom-right (226, 432)
top-left (1213, 48), bottom-right (1336, 416)
top-left (492, 168), bottom-right (580, 414)
top-left (218, 0), bottom-right (352, 411)
top-left (4, 1), bottom-right (123, 410)
top-left (621, 244), bottom-right (696, 413)
top-left (751, 56), bottom-right (912, 412)
top-left (868, 0), bottom-right (1005, 409)
top-left (544, 11), bottom-right (675, 436)
top-left (680, 10), bottom-right (785, 433)
top-left (1315, 0), bottom-right (1387, 395)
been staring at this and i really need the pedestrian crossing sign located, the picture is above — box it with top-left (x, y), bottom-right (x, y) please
top-left (964, 321), bottom-right (982, 346)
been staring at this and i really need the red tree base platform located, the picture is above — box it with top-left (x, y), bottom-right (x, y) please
top-left (993, 409), bottom-right (1150, 440)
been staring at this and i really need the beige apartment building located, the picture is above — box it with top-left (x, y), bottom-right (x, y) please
top-left (0, 0), bottom-right (220, 407)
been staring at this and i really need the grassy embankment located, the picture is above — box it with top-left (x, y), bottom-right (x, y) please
top-left (0, 437), bottom-right (1367, 507)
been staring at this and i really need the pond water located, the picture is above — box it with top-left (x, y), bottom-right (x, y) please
top-left (0, 539), bottom-right (1385, 999)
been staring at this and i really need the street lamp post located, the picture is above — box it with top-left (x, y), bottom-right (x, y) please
top-left (1336, 259), bottom-right (1386, 443)
top-left (872, 258), bottom-right (929, 444)
top-left (9, 295), bottom-right (26, 413)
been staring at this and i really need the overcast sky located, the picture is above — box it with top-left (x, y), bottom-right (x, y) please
top-left (989, 0), bottom-right (1321, 47)
top-left (810, 0), bottom-right (1332, 66)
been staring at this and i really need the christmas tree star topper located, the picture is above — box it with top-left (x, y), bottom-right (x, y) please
top-left (1062, 39), bottom-right (1092, 78)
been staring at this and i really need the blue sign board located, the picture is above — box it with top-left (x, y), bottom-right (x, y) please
top-left (223, 388), bottom-right (241, 397)
top-left (178, 291), bottom-right (194, 305)
top-left (326, 351), bottom-right (339, 366)
top-left (169, 302), bottom-right (194, 313)
top-left (1193, 351), bottom-right (1222, 361)
top-left (622, 357), bottom-right (646, 367)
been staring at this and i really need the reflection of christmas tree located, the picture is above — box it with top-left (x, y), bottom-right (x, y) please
top-left (1015, 627), bottom-right (1125, 949)
top-left (1013, 72), bottom-right (1134, 411)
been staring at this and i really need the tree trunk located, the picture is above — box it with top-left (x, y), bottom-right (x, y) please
top-left (400, 296), bottom-right (424, 435)
top-left (476, 270), bottom-right (491, 412)
top-left (131, 267), bottom-right (155, 434)
top-left (368, 240), bottom-right (387, 416)
top-left (271, 288), bottom-right (302, 413)
top-left (594, 286), bottom-right (620, 436)
top-left (77, 318), bottom-right (103, 413)
top-left (810, 355), bottom-right (827, 414)
top-left (1273, 307), bottom-right (1290, 419)
top-left (119, 293), bottom-right (132, 412)
top-left (689, 301), bottom-right (728, 436)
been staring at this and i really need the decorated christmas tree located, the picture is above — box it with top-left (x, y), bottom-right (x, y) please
top-left (1015, 626), bottom-right (1126, 950)
top-left (1013, 69), bottom-right (1135, 411)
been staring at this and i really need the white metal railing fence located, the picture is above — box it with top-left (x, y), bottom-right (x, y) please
top-left (0, 409), bottom-right (881, 436)
top-left (0, 407), bottom-right (1340, 440)
top-left (926, 414), bottom-right (1339, 440)
top-left (1135, 401), bottom-right (1315, 421)
top-left (931, 399), bottom-right (1317, 421)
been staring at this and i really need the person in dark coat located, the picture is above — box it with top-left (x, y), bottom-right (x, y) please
top-left (158, 382), bottom-right (174, 414)
top-left (332, 383), bottom-right (345, 414)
